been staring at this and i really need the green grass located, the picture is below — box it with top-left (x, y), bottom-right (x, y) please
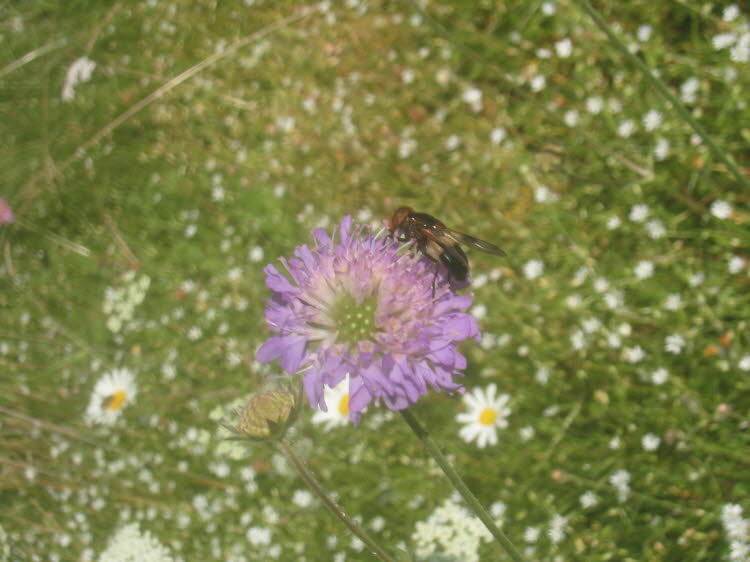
top-left (2, 1), bottom-right (750, 560)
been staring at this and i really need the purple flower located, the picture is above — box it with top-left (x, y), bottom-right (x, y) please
top-left (0, 197), bottom-right (14, 224)
top-left (256, 216), bottom-right (480, 424)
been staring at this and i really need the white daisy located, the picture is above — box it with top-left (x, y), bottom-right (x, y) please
top-left (85, 368), bottom-right (137, 426)
top-left (456, 383), bottom-right (511, 448)
top-left (311, 376), bottom-right (354, 430)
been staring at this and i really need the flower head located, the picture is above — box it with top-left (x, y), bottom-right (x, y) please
top-left (85, 368), bottom-right (137, 426)
top-left (256, 217), bottom-right (480, 424)
top-left (0, 197), bottom-right (14, 224)
top-left (97, 522), bottom-right (174, 562)
top-left (229, 386), bottom-right (300, 441)
top-left (456, 383), bottom-right (511, 448)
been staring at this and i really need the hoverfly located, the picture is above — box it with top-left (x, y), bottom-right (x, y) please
top-left (388, 206), bottom-right (506, 285)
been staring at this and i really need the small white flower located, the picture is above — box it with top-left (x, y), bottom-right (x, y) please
top-left (580, 491), bottom-right (599, 509)
top-left (541, 1), bottom-right (556, 15)
top-left (529, 75), bottom-right (546, 92)
top-left (606, 215), bottom-right (622, 230)
top-left (462, 86), bottom-right (483, 112)
top-left (398, 138), bottom-right (417, 159)
top-left (435, 67), bottom-right (452, 86)
top-left (534, 185), bottom-right (559, 203)
top-left (646, 219), bottom-right (666, 239)
top-left (680, 77), bottom-right (700, 104)
top-left (248, 246), bottom-right (264, 263)
top-left (85, 368), bottom-right (138, 426)
top-left (651, 368), bottom-right (669, 385)
top-left (664, 293), bottom-right (682, 311)
top-left (456, 383), bottom-right (511, 448)
top-left (524, 527), bottom-right (540, 543)
top-left (642, 109), bottom-right (663, 132)
top-left (554, 38), bottom-right (572, 57)
top-left (607, 332), bottom-right (622, 349)
top-left (665, 334), bottom-right (685, 354)
top-left (247, 526), bottom-right (272, 546)
top-left (535, 366), bottom-right (550, 384)
top-left (624, 345), bottom-right (645, 363)
top-left (629, 204), bottom-right (649, 222)
top-left (634, 260), bottom-right (654, 279)
top-left (731, 34), bottom-right (750, 62)
top-left (523, 259), bottom-right (544, 279)
top-left (490, 500), bottom-right (507, 519)
top-left (585, 96), bottom-right (604, 114)
top-left (519, 426), bottom-right (534, 441)
top-left (712, 32), bottom-right (736, 51)
top-left (401, 68), bottom-right (415, 84)
top-left (275, 116), bottom-right (295, 133)
top-left (738, 355), bottom-right (750, 371)
top-left (490, 127), bottom-right (507, 145)
top-left (642, 433), bottom-right (661, 451)
top-left (570, 329), bottom-right (586, 350)
top-left (594, 278), bottom-right (610, 293)
top-left (636, 24), bottom-right (653, 42)
top-left (311, 376), bottom-right (354, 431)
top-left (548, 514), bottom-right (568, 544)
top-left (582, 317), bottom-right (601, 333)
top-left (444, 134), bottom-right (461, 151)
top-left (723, 5), bottom-right (740, 22)
top-left (689, 272), bottom-right (705, 287)
top-left (563, 109), bottom-right (579, 127)
top-left (729, 256), bottom-right (746, 274)
top-left (609, 469), bottom-right (631, 502)
top-left (711, 200), bottom-right (733, 219)
top-left (292, 489), bottom-right (314, 508)
top-left (617, 119), bottom-right (635, 138)
top-left (604, 291), bottom-right (624, 309)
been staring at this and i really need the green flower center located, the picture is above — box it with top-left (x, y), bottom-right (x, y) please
top-left (332, 293), bottom-right (378, 348)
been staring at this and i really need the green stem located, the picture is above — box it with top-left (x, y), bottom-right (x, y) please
top-left (574, 0), bottom-right (750, 192)
top-left (400, 409), bottom-right (526, 562)
top-left (276, 440), bottom-right (397, 562)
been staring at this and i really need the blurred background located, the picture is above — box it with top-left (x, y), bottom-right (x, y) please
top-left (1, 1), bottom-right (749, 560)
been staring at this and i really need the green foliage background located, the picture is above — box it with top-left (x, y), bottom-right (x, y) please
top-left (2, 1), bottom-right (749, 560)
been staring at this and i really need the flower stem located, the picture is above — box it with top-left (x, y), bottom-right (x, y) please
top-left (574, 0), bottom-right (750, 192)
top-left (399, 409), bottom-right (525, 562)
top-left (276, 440), bottom-right (397, 562)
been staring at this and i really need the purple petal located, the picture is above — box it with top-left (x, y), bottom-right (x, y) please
top-left (303, 368), bottom-right (325, 410)
top-left (264, 264), bottom-right (298, 294)
top-left (256, 335), bottom-right (307, 374)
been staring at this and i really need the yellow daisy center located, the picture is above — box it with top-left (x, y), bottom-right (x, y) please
top-left (105, 390), bottom-right (128, 411)
top-left (338, 394), bottom-right (350, 416)
top-left (479, 407), bottom-right (497, 426)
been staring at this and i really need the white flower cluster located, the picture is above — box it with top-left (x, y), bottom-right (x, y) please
top-left (103, 272), bottom-right (151, 333)
top-left (97, 523), bottom-right (175, 562)
top-left (609, 469), bottom-right (631, 502)
top-left (412, 494), bottom-right (493, 562)
top-left (721, 504), bottom-right (750, 561)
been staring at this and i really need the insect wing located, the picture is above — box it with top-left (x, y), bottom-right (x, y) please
top-left (445, 229), bottom-right (506, 256)
top-left (418, 227), bottom-right (469, 266)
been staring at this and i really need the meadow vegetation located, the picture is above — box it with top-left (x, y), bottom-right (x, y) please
top-left (1, 1), bottom-right (749, 560)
